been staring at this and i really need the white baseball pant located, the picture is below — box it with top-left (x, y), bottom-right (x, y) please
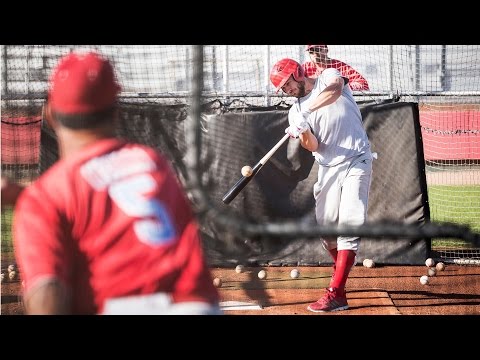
top-left (313, 153), bottom-right (373, 252)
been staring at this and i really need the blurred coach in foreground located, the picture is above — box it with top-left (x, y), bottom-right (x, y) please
top-left (13, 51), bottom-right (221, 315)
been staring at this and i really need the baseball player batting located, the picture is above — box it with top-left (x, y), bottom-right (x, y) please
top-left (270, 58), bottom-right (373, 312)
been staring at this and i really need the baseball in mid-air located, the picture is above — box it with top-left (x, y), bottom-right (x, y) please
top-left (425, 258), bottom-right (435, 267)
top-left (235, 265), bottom-right (245, 274)
top-left (213, 277), bottom-right (222, 288)
top-left (420, 275), bottom-right (429, 285)
top-left (427, 267), bottom-right (437, 277)
top-left (363, 259), bottom-right (375, 268)
top-left (436, 262), bottom-right (445, 271)
top-left (290, 269), bottom-right (300, 279)
top-left (241, 165), bottom-right (253, 177)
top-left (257, 270), bottom-right (267, 279)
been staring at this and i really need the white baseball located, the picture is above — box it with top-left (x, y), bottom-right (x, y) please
top-left (257, 270), bottom-right (267, 279)
top-left (8, 271), bottom-right (17, 281)
top-left (241, 166), bottom-right (253, 177)
top-left (7, 264), bottom-right (15, 273)
top-left (213, 277), bottom-right (222, 288)
top-left (363, 259), bottom-right (375, 268)
top-left (435, 262), bottom-right (445, 271)
top-left (420, 275), bottom-right (429, 285)
top-left (1, 273), bottom-right (5, 283)
top-left (290, 269), bottom-right (300, 279)
top-left (425, 258), bottom-right (435, 267)
top-left (427, 267), bottom-right (437, 277)
top-left (235, 265), bottom-right (245, 274)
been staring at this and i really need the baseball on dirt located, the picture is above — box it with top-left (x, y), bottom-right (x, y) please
top-left (7, 264), bottom-right (15, 273)
top-left (425, 258), bottom-right (435, 267)
top-left (258, 270), bottom-right (267, 279)
top-left (235, 265), bottom-right (245, 274)
top-left (363, 259), bottom-right (375, 268)
top-left (241, 165), bottom-right (253, 177)
top-left (435, 262), bottom-right (445, 271)
top-left (427, 267), bottom-right (437, 277)
top-left (8, 271), bottom-right (17, 281)
top-left (213, 277), bottom-right (222, 288)
top-left (290, 269), bottom-right (300, 279)
top-left (420, 275), bottom-right (429, 285)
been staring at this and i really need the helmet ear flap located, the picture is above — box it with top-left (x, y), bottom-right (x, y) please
top-left (292, 65), bottom-right (304, 83)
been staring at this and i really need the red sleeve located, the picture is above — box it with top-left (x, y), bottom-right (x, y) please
top-left (343, 64), bottom-right (369, 91)
top-left (13, 182), bottom-right (73, 296)
top-left (302, 61), bottom-right (320, 78)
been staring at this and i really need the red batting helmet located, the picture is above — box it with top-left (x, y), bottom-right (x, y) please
top-left (270, 58), bottom-right (305, 92)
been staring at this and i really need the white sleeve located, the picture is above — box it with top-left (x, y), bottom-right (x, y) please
top-left (322, 68), bottom-right (345, 85)
top-left (288, 102), bottom-right (300, 126)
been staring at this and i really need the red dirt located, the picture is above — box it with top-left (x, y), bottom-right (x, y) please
top-left (211, 265), bottom-right (480, 315)
top-left (2, 264), bottom-right (479, 315)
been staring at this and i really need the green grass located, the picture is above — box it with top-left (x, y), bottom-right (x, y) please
top-left (428, 185), bottom-right (480, 248)
top-left (428, 185), bottom-right (480, 231)
top-left (1, 207), bottom-right (14, 254)
top-left (2, 186), bottom-right (479, 252)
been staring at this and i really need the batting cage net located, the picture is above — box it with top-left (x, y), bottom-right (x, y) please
top-left (1, 45), bottom-right (479, 266)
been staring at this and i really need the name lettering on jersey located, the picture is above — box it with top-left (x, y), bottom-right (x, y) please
top-left (80, 148), bottom-right (156, 190)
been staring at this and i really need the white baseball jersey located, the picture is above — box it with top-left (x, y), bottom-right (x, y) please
top-left (288, 68), bottom-right (373, 252)
top-left (289, 68), bottom-right (371, 166)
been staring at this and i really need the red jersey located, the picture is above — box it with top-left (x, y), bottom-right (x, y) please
top-left (302, 60), bottom-right (370, 91)
top-left (13, 138), bottom-right (219, 314)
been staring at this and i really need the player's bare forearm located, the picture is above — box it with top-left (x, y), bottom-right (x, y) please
top-left (308, 79), bottom-right (343, 112)
top-left (299, 130), bottom-right (318, 152)
top-left (24, 280), bottom-right (70, 315)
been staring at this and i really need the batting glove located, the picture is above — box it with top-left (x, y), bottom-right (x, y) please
top-left (285, 124), bottom-right (308, 139)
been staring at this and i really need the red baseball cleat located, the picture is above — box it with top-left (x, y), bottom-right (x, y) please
top-left (307, 287), bottom-right (349, 313)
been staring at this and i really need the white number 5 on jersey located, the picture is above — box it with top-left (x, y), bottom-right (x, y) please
top-left (109, 174), bottom-right (176, 247)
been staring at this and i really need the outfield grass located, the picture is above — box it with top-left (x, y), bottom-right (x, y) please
top-left (428, 185), bottom-right (480, 230)
top-left (2, 186), bottom-right (479, 252)
top-left (428, 185), bottom-right (480, 248)
top-left (1, 207), bottom-right (15, 260)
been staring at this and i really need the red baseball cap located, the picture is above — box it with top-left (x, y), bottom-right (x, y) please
top-left (48, 52), bottom-right (121, 114)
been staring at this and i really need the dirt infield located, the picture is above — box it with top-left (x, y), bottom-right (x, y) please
top-left (2, 264), bottom-right (479, 315)
top-left (212, 266), bottom-right (480, 315)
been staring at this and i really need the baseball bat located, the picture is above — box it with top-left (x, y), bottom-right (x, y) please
top-left (222, 133), bottom-right (290, 204)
